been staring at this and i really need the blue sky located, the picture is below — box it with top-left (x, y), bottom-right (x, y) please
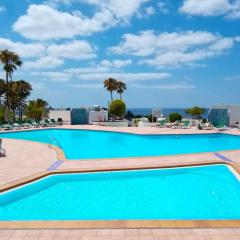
top-left (0, 0), bottom-right (240, 108)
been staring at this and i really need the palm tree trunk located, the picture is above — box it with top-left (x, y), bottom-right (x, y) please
top-left (110, 91), bottom-right (113, 102)
top-left (120, 93), bottom-right (122, 100)
top-left (13, 109), bottom-right (16, 122)
top-left (4, 71), bottom-right (9, 122)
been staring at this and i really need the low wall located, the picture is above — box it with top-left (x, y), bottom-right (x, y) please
top-left (92, 121), bottom-right (128, 127)
top-left (138, 121), bottom-right (159, 127)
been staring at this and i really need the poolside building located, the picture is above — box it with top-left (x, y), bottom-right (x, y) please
top-left (208, 104), bottom-right (240, 127)
top-left (228, 105), bottom-right (240, 127)
top-left (71, 108), bottom-right (89, 125)
top-left (49, 109), bottom-right (71, 124)
top-left (89, 105), bottom-right (108, 123)
top-left (208, 105), bottom-right (230, 127)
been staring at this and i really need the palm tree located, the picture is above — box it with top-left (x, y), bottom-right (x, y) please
top-left (103, 78), bottom-right (118, 102)
top-left (0, 50), bottom-right (22, 122)
top-left (26, 99), bottom-right (49, 121)
top-left (8, 80), bottom-right (32, 121)
top-left (116, 81), bottom-right (126, 99)
top-left (0, 79), bottom-right (6, 106)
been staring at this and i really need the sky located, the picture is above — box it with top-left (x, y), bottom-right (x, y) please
top-left (0, 0), bottom-right (240, 108)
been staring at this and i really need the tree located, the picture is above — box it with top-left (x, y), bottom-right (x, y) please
top-left (169, 112), bottom-right (182, 123)
top-left (103, 78), bottom-right (118, 101)
top-left (185, 106), bottom-right (205, 119)
top-left (8, 80), bottom-right (32, 121)
top-left (0, 50), bottom-right (22, 122)
top-left (116, 81), bottom-right (126, 99)
top-left (109, 99), bottom-right (126, 119)
top-left (0, 79), bottom-right (6, 106)
top-left (26, 99), bottom-right (49, 121)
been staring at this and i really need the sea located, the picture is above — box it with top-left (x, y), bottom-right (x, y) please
top-left (128, 108), bottom-right (209, 119)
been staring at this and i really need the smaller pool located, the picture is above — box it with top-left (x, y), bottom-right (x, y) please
top-left (0, 164), bottom-right (240, 220)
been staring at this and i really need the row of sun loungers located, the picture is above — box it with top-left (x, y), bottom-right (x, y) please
top-left (156, 120), bottom-right (230, 131)
top-left (157, 120), bottom-right (191, 129)
top-left (0, 119), bottom-right (62, 131)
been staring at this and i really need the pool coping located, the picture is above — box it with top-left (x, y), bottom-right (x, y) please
top-left (1, 161), bottom-right (240, 229)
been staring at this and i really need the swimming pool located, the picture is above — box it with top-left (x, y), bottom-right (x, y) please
top-left (0, 129), bottom-right (239, 159)
top-left (0, 164), bottom-right (240, 220)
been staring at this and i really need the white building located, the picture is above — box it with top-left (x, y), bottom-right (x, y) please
top-left (49, 110), bottom-right (71, 124)
top-left (208, 104), bottom-right (240, 127)
top-left (228, 105), bottom-right (240, 127)
top-left (88, 110), bottom-right (108, 123)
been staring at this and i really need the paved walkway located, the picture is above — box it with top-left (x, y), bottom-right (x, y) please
top-left (1, 228), bottom-right (240, 240)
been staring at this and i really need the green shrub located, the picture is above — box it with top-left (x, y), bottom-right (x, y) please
top-left (109, 99), bottom-right (126, 118)
top-left (185, 106), bottom-right (205, 119)
top-left (168, 112), bottom-right (182, 123)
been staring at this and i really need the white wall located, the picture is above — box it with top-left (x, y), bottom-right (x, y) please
top-left (49, 110), bottom-right (71, 123)
top-left (92, 121), bottom-right (128, 127)
top-left (89, 111), bottom-right (108, 122)
top-left (229, 105), bottom-right (240, 126)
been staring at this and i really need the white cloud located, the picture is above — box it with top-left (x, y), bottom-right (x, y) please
top-left (31, 71), bottom-right (71, 82)
top-left (110, 30), bottom-right (158, 57)
top-left (158, 1), bottom-right (169, 14)
top-left (85, 0), bottom-right (149, 21)
top-left (179, 0), bottom-right (240, 19)
top-left (75, 72), bottom-right (171, 82)
top-left (65, 66), bottom-right (110, 74)
top-left (47, 40), bottom-right (96, 59)
top-left (13, 2), bottom-right (148, 40)
top-left (0, 5), bottom-right (6, 12)
top-left (24, 56), bottom-right (64, 70)
top-left (131, 82), bottom-right (196, 90)
top-left (100, 59), bottom-right (132, 68)
top-left (225, 75), bottom-right (240, 81)
top-left (31, 82), bottom-right (46, 90)
top-left (0, 38), bottom-right (45, 58)
top-left (68, 83), bottom-right (102, 88)
top-left (44, 0), bottom-right (72, 8)
top-left (145, 6), bottom-right (155, 16)
top-left (110, 30), bottom-right (239, 68)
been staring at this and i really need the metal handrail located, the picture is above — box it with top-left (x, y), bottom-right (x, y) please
top-left (48, 136), bottom-right (62, 149)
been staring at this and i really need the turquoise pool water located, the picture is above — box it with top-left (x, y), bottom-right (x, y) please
top-left (0, 129), bottom-right (239, 159)
top-left (0, 165), bottom-right (240, 220)
top-left (0, 129), bottom-right (240, 159)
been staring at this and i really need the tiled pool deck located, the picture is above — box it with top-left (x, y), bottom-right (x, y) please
top-left (1, 228), bottom-right (240, 240)
top-left (1, 125), bottom-right (240, 239)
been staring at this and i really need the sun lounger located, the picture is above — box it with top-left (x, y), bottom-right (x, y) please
top-left (13, 123), bottom-right (22, 130)
top-left (29, 120), bottom-right (40, 128)
top-left (22, 122), bottom-right (32, 129)
top-left (2, 124), bottom-right (13, 131)
top-left (182, 121), bottom-right (191, 129)
top-left (45, 119), bottom-right (56, 127)
top-left (202, 122), bottom-right (214, 130)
